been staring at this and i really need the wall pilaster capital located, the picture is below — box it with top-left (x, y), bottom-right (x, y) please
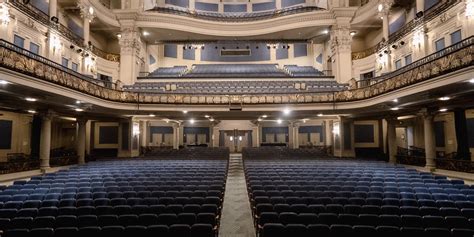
top-left (377, 0), bottom-right (394, 15)
top-left (118, 26), bottom-right (142, 55)
top-left (329, 26), bottom-right (352, 53)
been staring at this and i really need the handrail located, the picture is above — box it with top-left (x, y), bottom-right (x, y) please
top-left (351, 43), bottom-right (381, 60)
top-left (147, 5), bottom-right (324, 22)
top-left (356, 36), bottom-right (474, 89)
top-left (8, 0), bottom-right (120, 62)
top-left (0, 39), bottom-right (117, 89)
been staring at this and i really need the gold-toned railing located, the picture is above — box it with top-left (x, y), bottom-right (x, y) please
top-left (351, 43), bottom-right (380, 60)
top-left (0, 36), bottom-right (473, 105)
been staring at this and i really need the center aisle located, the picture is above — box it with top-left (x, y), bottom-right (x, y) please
top-left (219, 154), bottom-right (256, 237)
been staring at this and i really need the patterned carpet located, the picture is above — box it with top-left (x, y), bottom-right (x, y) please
top-left (219, 154), bottom-right (256, 237)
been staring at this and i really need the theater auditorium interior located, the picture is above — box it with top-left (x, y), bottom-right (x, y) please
top-left (0, 0), bottom-right (473, 236)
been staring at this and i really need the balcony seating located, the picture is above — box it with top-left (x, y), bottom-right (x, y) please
top-left (123, 80), bottom-right (347, 94)
top-left (149, 66), bottom-right (188, 77)
top-left (245, 159), bottom-right (474, 236)
top-left (0, 160), bottom-right (227, 237)
top-left (284, 65), bottom-right (324, 77)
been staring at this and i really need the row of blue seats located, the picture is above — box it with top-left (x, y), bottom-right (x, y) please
top-left (0, 204), bottom-right (220, 217)
top-left (260, 223), bottom-right (473, 237)
top-left (0, 213), bottom-right (217, 229)
top-left (248, 184), bottom-right (472, 192)
top-left (0, 191), bottom-right (223, 200)
top-left (255, 203), bottom-right (474, 217)
top-left (2, 185), bottom-right (224, 194)
top-left (1, 224), bottom-right (215, 237)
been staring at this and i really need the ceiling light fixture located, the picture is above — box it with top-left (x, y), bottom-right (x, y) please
top-left (317, 113), bottom-right (323, 117)
top-left (392, 98), bottom-right (398, 102)
top-left (322, 29), bottom-right (329, 34)
top-left (277, 119), bottom-right (282, 124)
top-left (439, 108), bottom-right (448, 112)
top-left (0, 80), bottom-right (9, 85)
top-left (257, 118), bottom-right (263, 122)
top-left (438, 96), bottom-right (450, 101)
top-left (143, 31), bottom-right (150, 36)
top-left (469, 78), bottom-right (474, 83)
top-left (350, 31), bottom-right (356, 36)
top-left (209, 118), bottom-right (215, 122)
top-left (75, 108), bottom-right (84, 112)
top-left (183, 110), bottom-right (188, 114)
top-left (283, 108), bottom-right (291, 115)
top-left (25, 97), bottom-right (37, 102)
top-left (27, 110), bottom-right (36, 114)
top-left (76, 100), bottom-right (82, 104)
top-left (262, 115), bottom-right (268, 118)
top-left (149, 114), bottom-right (156, 117)
top-left (189, 119), bottom-right (195, 124)
top-left (204, 115), bottom-right (210, 118)
top-left (390, 107), bottom-right (400, 111)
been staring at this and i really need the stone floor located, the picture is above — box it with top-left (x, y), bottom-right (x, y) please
top-left (218, 154), bottom-right (256, 237)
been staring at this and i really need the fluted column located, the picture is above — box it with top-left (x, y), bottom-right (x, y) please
top-left (423, 112), bottom-right (436, 169)
top-left (178, 124), bottom-right (184, 147)
top-left (77, 118), bottom-right (87, 165)
top-left (387, 117), bottom-right (398, 164)
top-left (78, 2), bottom-right (95, 75)
top-left (118, 26), bottom-right (142, 85)
top-left (40, 113), bottom-right (52, 170)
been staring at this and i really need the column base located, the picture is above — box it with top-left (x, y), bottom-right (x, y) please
top-left (424, 164), bottom-right (436, 172)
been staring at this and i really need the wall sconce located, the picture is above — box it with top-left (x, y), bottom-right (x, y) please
top-left (412, 30), bottom-right (424, 48)
top-left (132, 123), bottom-right (140, 136)
top-left (332, 124), bottom-right (340, 135)
top-left (50, 34), bottom-right (62, 52)
top-left (0, 3), bottom-right (11, 25)
top-left (50, 16), bottom-right (59, 24)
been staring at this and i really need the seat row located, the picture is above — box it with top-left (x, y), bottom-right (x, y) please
top-left (250, 190), bottom-right (474, 199)
top-left (2, 224), bottom-right (215, 237)
top-left (0, 213), bottom-right (217, 230)
top-left (260, 223), bottom-right (474, 237)
top-left (1, 187), bottom-right (224, 196)
top-left (0, 204), bottom-right (219, 217)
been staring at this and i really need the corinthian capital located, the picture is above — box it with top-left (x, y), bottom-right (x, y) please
top-left (118, 27), bottom-right (142, 54)
top-left (77, 0), bottom-right (96, 22)
top-left (377, 0), bottom-right (394, 15)
top-left (330, 27), bottom-right (352, 52)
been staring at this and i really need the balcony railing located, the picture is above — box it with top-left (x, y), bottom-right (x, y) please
top-left (355, 36), bottom-right (474, 90)
top-left (351, 43), bottom-right (381, 60)
top-left (435, 158), bottom-right (474, 173)
top-left (0, 40), bottom-right (118, 89)
top-left (148, 5), bottom-right (324, 22)
top-left (0, 35), bottom-right (473, 105)
top-left (9, 0), bottom-right (120, 62)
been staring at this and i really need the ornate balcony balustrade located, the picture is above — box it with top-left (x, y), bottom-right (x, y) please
top-left (0, 36), bottom-right (473, 104)
top-left (9, 0), bottom-right (120, 62)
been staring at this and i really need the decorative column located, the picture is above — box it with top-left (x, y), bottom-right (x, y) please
top-left (78, 1), bottom-right (96, 76)
top-left (416, 0), bottom-right (424, 14)
top-left (288, 122), bottom-right (295, 148)
top-left (378, 0), bottom-right (393, 72)
top-left (49, 0), bottom-right (57, 18)
top-left (178, 123), bottom-right (184, 147)
top-left (77, 118), bottom-right (87, 165)
top-left (173, 124), bottom-right (179, 150)
top-left (118, 25), bottom-right (142, 85)
top-left (422, 111), bottom-right (436, 169)
top-left (139, 120), bottom-right (147, 153)
top-left (324, 120), bottom-right (333, 147)
top-left (329, 27), bottom-right (352, 83)
top-left (387, 117), bottom-right (398, 164)
top-left (40, 113), bottom-right (52, 170)
top-left (293, 124), bottom-right (299, 149)
top-left (276, 0), bottom-right (282, 9)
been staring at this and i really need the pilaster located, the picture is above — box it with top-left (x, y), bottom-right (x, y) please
top-left (118, 24), bottom-right (142, 85)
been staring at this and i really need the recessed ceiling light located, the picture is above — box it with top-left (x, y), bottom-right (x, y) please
top-left (302, 119), bottom-right (307, 123)
top-left (149, 114), bottom-right (156, 117)
top-left (390, 107), bottom-right (400, 111)
top-left (322, 30), bottom-right (328, 34)
top-left (438, 96), bottom-right (450, 101)
top-left (469, 79), bottom-right (474, 83)
top-left (0, 80), bottom-right (9, 85)
top-left (25, 97), bottom-right (37, 102)
top-left (350, 31), bottom-right (356, 36)
top-left (257, 118), bottom-right (263, 122)
top-left (27, 110), bottom-right (36, 114)
top-left (283, 108), bottom-right (291, 115)
top-left (143, 31), bottom-right (150, 36)
top-left (76, 100), bottom-right (82, 104)
top-left (189, 119), bottom-right (195, 124)
top-left (204, 115), bottom-right (210, 118)
top-left (75, 108), bottom-right (84, 112)
top-left (392, 98), bottom-right (398, 103)
top-left (262, 115), bottom-right (268, 118)
top-left (277, 119), bottom-right (282, 124)
top-left (439, 108), bottom-right (448, 112)
top-left (183, 110), bottom-right (188, 114)
top-left (209, 118), bottom-right (215, 122)
top-left (317, 113), bottom-right (323, 117)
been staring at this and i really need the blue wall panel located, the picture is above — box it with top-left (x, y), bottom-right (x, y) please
top-left (67, 20), bottom-right (84, 39)
top-left (294, 43), bottom-right (307, 57)
top-left (31, 0), bottom-right (49, 14)
top-left (164, 44), bottom-right (178, 58)
top-left (0, 120), bottom-right (12, 149)
top-left (276, 47), bottom-right (288, 60)
top-left (252, 2), bottom-right (276, 11)
top-left (183, 48), bottom-right (195, 60)
top-left (354, 124), bottom-right (374, 143)
top-left (298, 126), bottom-right (323, 141)
top-left (262, 127), bottom-right (289, 142)
top-left (389, 14), bottom-right (406, 35)
top-left (165, 0), bottom-right (189, 8)
top-left (282, 0), bottom-right (305, 8)
top-left (184, 127), bottom-right (210, 142)
top-left (200, 43), bottom-right (270, 62)
top-left (99, 126), bottom-right (118, 144)
top-left (224, 4), bottom-right (247, 12)
top-left (195, 2), bottom-right (218, 11)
